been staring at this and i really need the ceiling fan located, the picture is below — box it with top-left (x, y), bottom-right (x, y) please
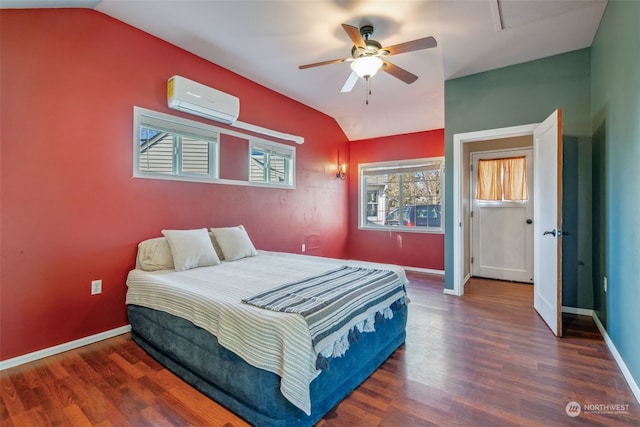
top-left (299, 23), bottom-right (437, 94)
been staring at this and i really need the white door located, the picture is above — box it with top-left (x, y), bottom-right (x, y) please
top-left (533, 109), bottom-right (563, 337)
top-left (471, 149), bottom-right (533, 283)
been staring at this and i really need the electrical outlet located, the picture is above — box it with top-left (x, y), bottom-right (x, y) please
top-left (603, 276), bottom-right (607, 293)
top-left (91, 279), bottom-right (102, 295)
top-left (301, 243), bottom-right (306, 253)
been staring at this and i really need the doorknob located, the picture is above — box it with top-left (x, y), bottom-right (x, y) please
top-left (543, 229), bottom-right (556, 237)
top-left (526, 219), bottom-right (533, 224)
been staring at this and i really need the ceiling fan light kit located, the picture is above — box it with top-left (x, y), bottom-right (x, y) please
top-left (298, 22), bottom-right (437, 103)
top-left (350, 56), bottom-right (383, 79)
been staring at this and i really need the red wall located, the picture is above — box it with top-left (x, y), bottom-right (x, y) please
top-left (219, 134), bottom-right (249, 181)
top-left (348, 130), bottom-right (445, 270)
top-left (0, 9), bottom-right (349, 360)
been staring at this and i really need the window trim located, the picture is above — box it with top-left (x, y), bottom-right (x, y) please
top-left (358, 157), bottom-right (445, 234)
top-left (249, 139), bottom-right (295, 187)
top-left (138, 123), bottom-right (219, 179)
top-left (133, 107), bottom-right (296, 188)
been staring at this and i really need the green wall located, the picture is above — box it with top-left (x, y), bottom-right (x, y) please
top-left (444, 0), bottom-right (639, 392)
top-left (590, 0), bottom-right (640, 388)
top-left (444, 48), bottom-right (592, 304)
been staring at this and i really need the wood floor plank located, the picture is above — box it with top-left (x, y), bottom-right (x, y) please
top-left (1, 373), bottom-right (24, 421)
top-left (108, 352), bottom-right (145, 380)
top-left (62, 403), bottom-right (94, 427)
top-left (1, 272), bottom-right (639, 426)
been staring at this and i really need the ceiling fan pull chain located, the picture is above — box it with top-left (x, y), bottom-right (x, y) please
top-left (366, 77), bottom-right (371, 105)
top-left (365, 78), bottom-right (369, 104)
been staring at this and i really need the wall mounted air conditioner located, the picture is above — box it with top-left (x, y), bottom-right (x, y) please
top-left (167, 75), bottom-right (240, 124)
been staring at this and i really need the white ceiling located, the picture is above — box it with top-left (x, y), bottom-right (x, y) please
top-left (5, 0), bottom-right (607, 141)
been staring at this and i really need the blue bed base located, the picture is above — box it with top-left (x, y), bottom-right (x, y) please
top-left (128, 303), bottom-right (407, 426)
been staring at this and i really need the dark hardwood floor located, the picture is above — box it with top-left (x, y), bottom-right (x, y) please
top-left (2, 272), bottom-right (638, 426)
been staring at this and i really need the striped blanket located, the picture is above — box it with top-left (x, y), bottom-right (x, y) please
top-left (242, 265), bottom-right (406, 354)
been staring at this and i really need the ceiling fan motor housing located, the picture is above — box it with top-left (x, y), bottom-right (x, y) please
top-left (360, 25), bottom-right (374, 39)
top-left (351, 39), bottom-right (383, 58)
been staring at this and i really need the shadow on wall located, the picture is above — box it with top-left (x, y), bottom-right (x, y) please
top-left (591, 117), bottom-right (608, 327)
top-left (561, 134), bottom-right (593, 310)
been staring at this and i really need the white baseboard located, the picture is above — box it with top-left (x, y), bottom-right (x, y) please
top-left (592, 312), bottom-right (640, 405)
top-left (551, 306), bottom-right (638, 404)
top-left (403, 266), bottom-right (444, 275)
top-left (0, 325), bottom-right (131, 371)
top-left (442, 274), bottom-right (470, 296)
top-left (562, 306), bottom-right (594, 316)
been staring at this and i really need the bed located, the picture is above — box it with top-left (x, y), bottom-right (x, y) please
top-left (126, 227), bottom-right (408, 426)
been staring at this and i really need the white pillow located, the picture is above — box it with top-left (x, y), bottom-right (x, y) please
top-left (208, 231), bottom-right (225, 261)
top-left (211, 225), bottom-right (258, 261)
top-left (135, 237), bottom-right (175, 271)
top-left (161, 228), bottom-right (220, 271)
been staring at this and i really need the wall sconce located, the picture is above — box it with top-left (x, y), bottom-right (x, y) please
top-left (336, 160), bottom-right (347, 180)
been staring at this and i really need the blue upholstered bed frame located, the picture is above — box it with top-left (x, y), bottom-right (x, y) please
top-left (128, 303), bottom-right (407, 426)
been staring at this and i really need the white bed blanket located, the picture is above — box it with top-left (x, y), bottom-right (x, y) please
top-left (126, 251), bottom-right (407, 414)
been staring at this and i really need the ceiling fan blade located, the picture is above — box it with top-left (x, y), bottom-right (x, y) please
top-left (382, 36), bottom-right (437, 56)
top-left (382, 61), bottom-right (419, 84)
top-left (342, 24), bottom-right (366, 49)
top-left (298, 57), bottom-right (350, 70)
top-left (340, 71), bottom-right (359, 93)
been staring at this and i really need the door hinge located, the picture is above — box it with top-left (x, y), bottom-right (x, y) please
top-left (471, 257), bottom-right (474, 264)
top-left (470, 210), bottom-right (473, 218)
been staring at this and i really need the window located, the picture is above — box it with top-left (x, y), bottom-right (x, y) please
top-left (249, 141), bottom-right (294, 185)
top-left (133, 107), bottom-right (295, 188)
top-left (359, 157), bottom-right (444, 232)
top-left (135, 108), bottom-right (219, 181)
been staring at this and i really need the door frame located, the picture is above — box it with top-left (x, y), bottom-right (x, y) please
top-left (452, 123), bottom-right (538, 296)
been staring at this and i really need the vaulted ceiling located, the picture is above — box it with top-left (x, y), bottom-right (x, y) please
top-left (6, 0), bottom-right (607, 140)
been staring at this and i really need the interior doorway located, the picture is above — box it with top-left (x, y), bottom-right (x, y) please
top-left (453, 128), bottom-right (536, 293)
top-left (452, 109), bottom-right (563, 336)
